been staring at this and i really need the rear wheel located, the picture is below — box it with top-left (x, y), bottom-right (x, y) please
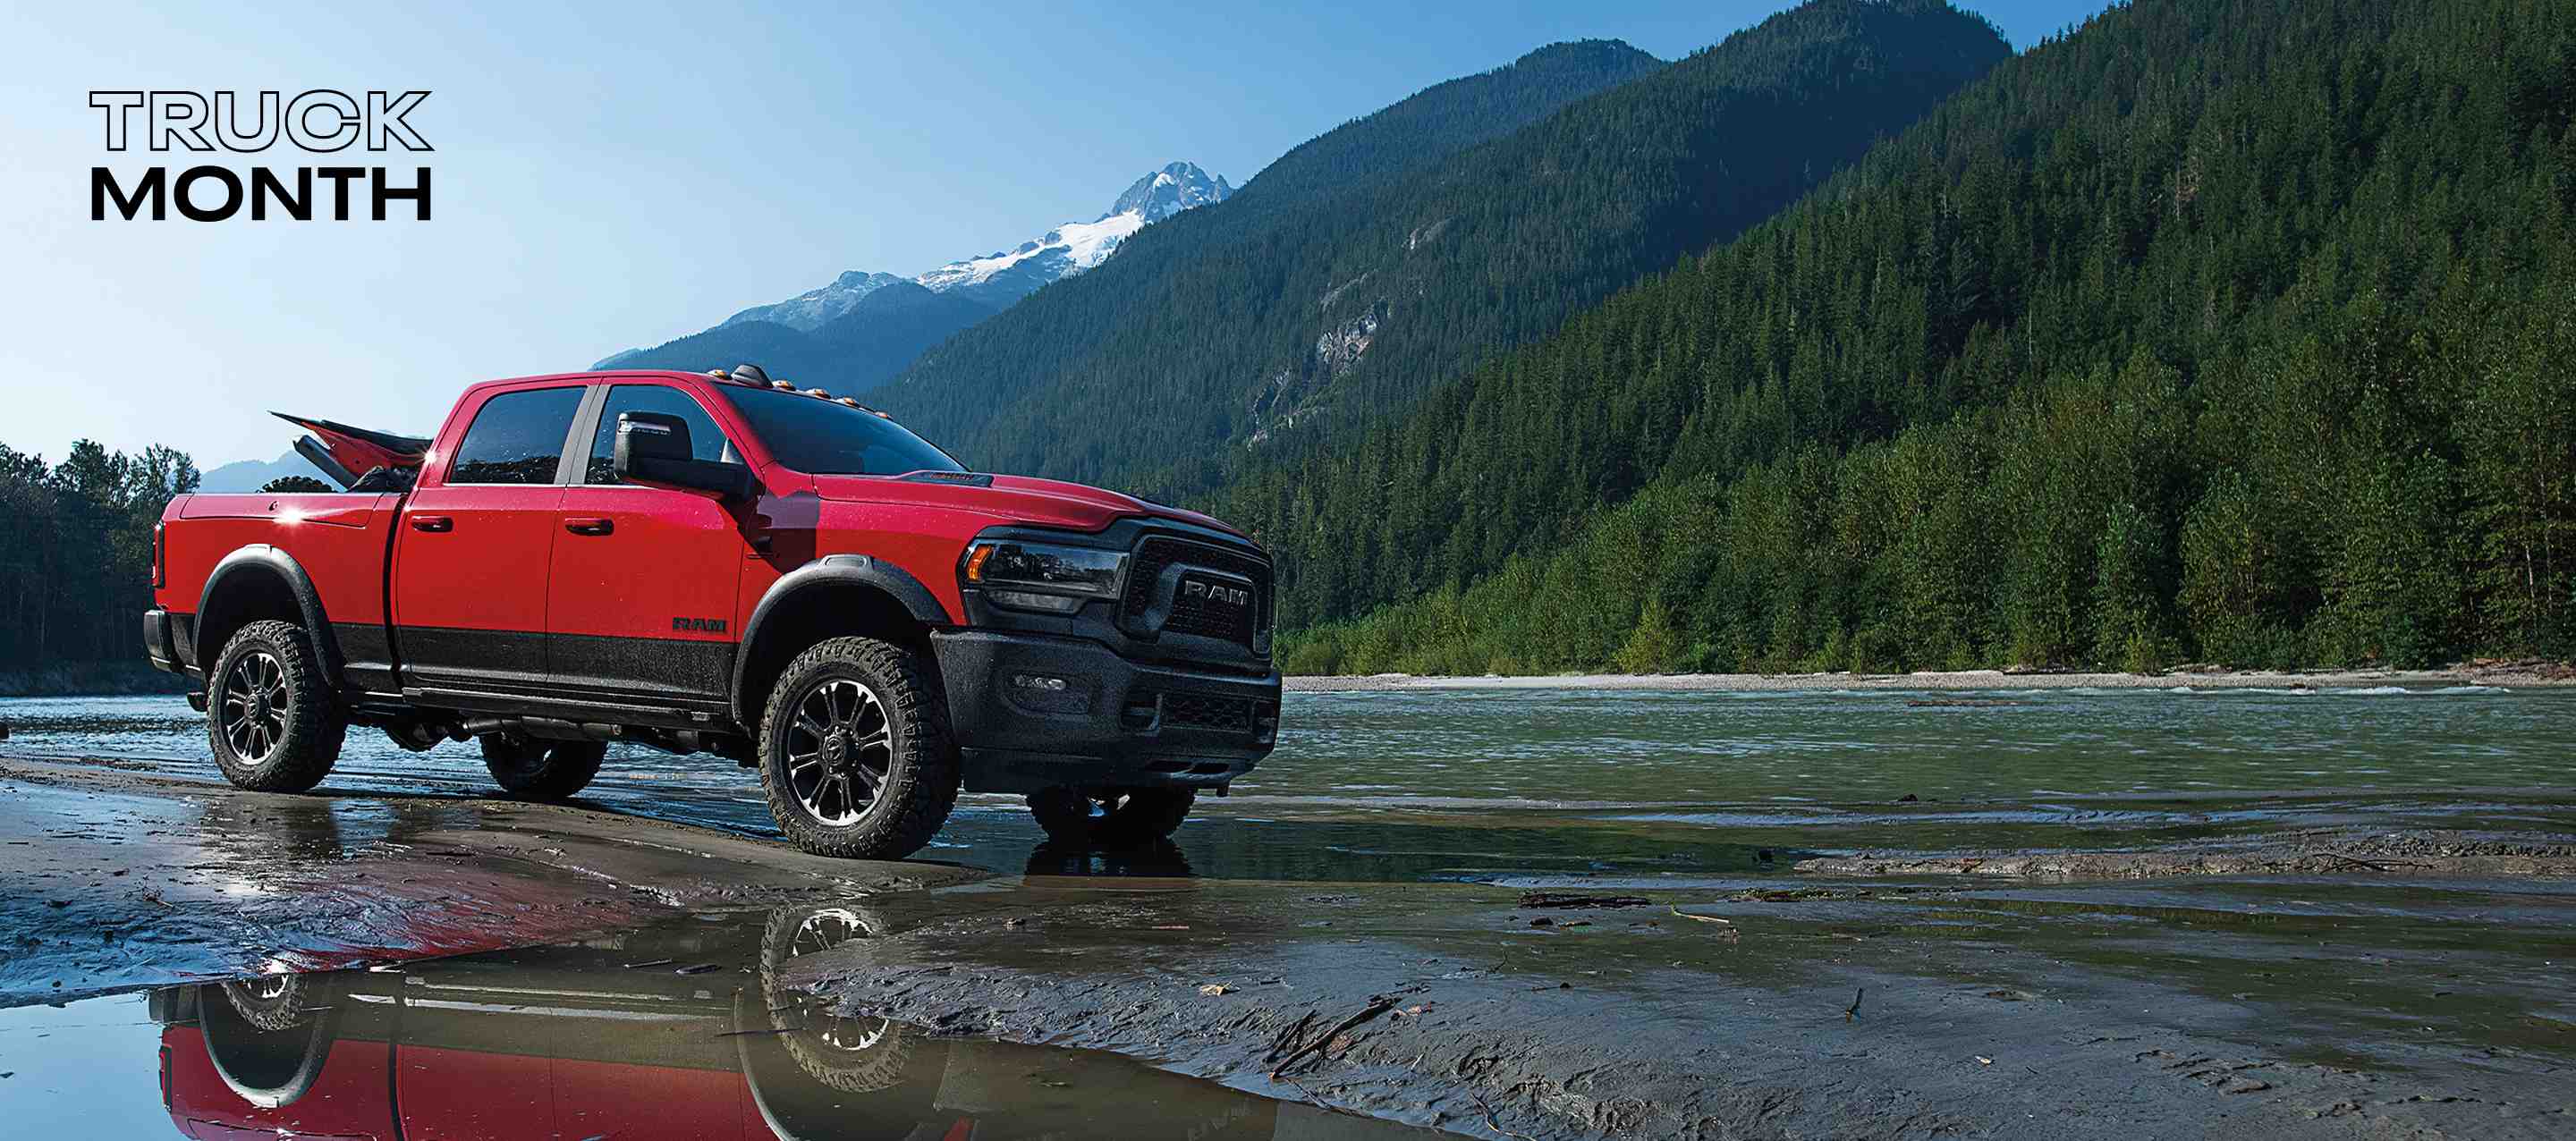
top-left (757, 637), bottom-right (959, 860)
top-left (480, 734), bottom-right (606, 798)
top-left (208, 620), bottom-right (344, 793)
top-left (1028, 787), bottom-right (1196, 848)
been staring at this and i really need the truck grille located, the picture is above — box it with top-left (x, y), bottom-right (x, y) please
top-left (1123, 535), bottom-right (1273, 652)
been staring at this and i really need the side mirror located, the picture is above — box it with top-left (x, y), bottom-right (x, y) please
top-left (613, 411), bottom-right (754, 499)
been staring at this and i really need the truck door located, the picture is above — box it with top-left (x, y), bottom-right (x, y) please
top-left (546, 382), bottom-right (748, 704)
top-left (391, 385), bottom-right (585, 692)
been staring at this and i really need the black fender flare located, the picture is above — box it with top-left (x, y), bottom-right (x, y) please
top-left (729, 554), bottom-right (950, 726)
top-left (199, 981), bottom-right (339, 1111)
top-left (197, 545), bottom-right (343, 683)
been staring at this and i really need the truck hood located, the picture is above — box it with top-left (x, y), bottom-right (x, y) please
top-left (806, 471), bottom-right (1250, 540)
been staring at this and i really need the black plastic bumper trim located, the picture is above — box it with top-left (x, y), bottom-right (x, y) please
top-left (142, 608), bottom-right (181, 673)
top-left (930, 628), bottom-right (1278, 794)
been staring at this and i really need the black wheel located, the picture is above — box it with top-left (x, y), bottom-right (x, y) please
top-left (759, 905), bottom-right (913, 1093)
top-left (208, 620), bottom-right (344, 793)
top-left (1028, 787), bottom-right (1196, 848)
top-left (221, 972), bottom-right (316, 1032)
top-left (480, 734), bottom-right (606, 798)
top-left (757, 637), bottom-right (959, 859)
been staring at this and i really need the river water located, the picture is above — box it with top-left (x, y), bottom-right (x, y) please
top-left (4, 686), bottom-right (2567, 883)
top-left (0, 905), bottom-right (1444, 1141)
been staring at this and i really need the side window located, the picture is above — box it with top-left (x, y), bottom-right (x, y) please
top-left (585, 384), bottom-right (735, 484)
top-left (447, 387), bottom-right (584, 486)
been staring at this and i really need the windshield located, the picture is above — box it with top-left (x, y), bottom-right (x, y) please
top-left (717, 386), bottom-right (964, 476)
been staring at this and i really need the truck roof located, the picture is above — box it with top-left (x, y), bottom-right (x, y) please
top-left (466, 366), bottom-right (899, 417)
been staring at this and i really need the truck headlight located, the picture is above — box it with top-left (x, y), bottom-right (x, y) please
top-left (962, 539), bottom-right (1126, 613)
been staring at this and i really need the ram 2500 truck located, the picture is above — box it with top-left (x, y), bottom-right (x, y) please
top-left (142, 365), bottom-right (1279, 859)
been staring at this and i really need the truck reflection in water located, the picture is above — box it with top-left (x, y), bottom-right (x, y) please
top-left (150, 902), bottom-right (1432, 1140)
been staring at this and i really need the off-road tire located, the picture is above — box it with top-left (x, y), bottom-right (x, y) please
top-left (757, 637), bottom-right (959, 860)
top-left (208, 620), bottom-right (344, 793)
top-left (222, 974), bottom-right (317, 1033)
top-left (1028, 787), bottom-right (1196, 848)
top-left (480, 734), bottom-right (606, 798)
top-left (758, 905), bottom-right (912, 1092)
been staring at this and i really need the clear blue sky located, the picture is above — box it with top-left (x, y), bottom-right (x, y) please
top-left (1, 0), bottom-right (2109, 468)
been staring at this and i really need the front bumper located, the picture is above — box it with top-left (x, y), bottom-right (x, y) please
top-left (930, 629), bottom-right (1279, 795)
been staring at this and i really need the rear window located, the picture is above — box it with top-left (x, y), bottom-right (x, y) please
top-left (719, 386), bottom-right (962, 476)
top-left (448, 386), bottom-right (583, 485)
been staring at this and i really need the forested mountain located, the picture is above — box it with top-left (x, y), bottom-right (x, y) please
top-left (597, 282), bottom-right (1000, 393)
top-left (714, 271), bottom-right (908, 334)
top-left (870, 4), bottom-right (2008, 496)
top-left (1258, 0), bottom-right (2576, 675)
top-left (1224, 39), bottom-right (1665, 210)
top-left (0, 440), bottom-right (197, 691)
top-left (199, 448), bottom-right (328, 494)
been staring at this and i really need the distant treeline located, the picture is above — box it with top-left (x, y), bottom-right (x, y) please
top-left (0, 440), bottom-right (199, 690)
top-left (1261, 0), bottom-right (2576, 674)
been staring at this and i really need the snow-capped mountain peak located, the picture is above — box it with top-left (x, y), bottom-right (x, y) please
top-left (1109, 161), bottom-right (1234, 223)
top-left (914, 161), bottom-right (1232, 306)
top-left (718, 270), bottom-right (906, 332)
top-left (597, 162), bottom-right (1233, 372)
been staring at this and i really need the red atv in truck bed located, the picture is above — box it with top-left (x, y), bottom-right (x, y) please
top-left (144, 364), bottom-right (1280, 858)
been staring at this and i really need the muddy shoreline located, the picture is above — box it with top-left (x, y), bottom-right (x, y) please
top-left (0, 756), bottom-right (979, 1003)
top-left (784, 872), bottom-right (2576, 1139)
top-left (6, 751), bottom-right (2572, 1138)
top-left (1289, 661), bottom-right (2576, 692)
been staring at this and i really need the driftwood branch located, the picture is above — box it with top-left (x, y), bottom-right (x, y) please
top-left (1270, 997), bottom-right (1399, 1078)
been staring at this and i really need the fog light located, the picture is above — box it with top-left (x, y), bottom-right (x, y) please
top-left (1004, 672), bottom-right (1091, 715)
top-left (988, 589), bottom-right (1083, 614)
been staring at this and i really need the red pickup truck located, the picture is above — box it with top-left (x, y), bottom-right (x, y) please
top-left (143, 365), bottom-right (1279, 859)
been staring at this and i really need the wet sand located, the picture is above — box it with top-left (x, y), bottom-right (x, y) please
top-left (795, 876), bottom-right (2576, 1139)
top-left (0, 756), bottom-right (979, 1003)
top-left (1288, 661), bottom-right (2576, 692)
top-left (5, 751), bottom-right (2572, 1138)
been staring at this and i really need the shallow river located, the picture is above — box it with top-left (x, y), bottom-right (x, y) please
top-left (4, 685), bottom-right (2567, 883)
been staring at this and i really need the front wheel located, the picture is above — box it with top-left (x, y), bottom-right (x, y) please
top-left (759, 905), bottom-right (913, 1092)
top-left (208, 620), bottom-right (345, 792)
top-left (1028, 787), bottom-right (1196, 848)
top-left (757, 637), bottom-right (959, 860)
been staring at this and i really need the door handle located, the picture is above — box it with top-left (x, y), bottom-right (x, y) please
top-left (410, 515), bottom-right (453, 533)
top-left (564, 517), bottom-right (614, 536)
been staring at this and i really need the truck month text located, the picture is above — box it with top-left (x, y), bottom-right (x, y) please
top-left (88, 90), bottom-right (433, 222)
